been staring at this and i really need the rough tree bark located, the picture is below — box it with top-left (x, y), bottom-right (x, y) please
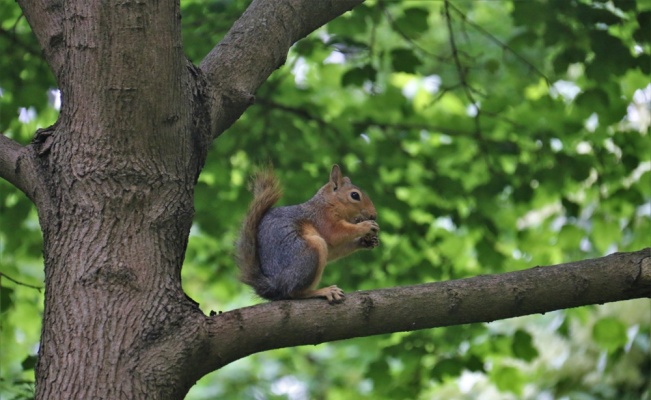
top-left (0, 1), bottom-right (649, 399)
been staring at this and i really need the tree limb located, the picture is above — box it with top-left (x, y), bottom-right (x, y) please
top-left (445, 1), bottom-right (551, 87)
top-left (16, 0), bottom-right (65, 82)
top-left (0, 26), bottom-right (43, 59)
top-left (0, 271), bottom-right (43, 292)
top-left (195, 248), bottom-right (650, 377)
top-left (199, 0), bottom-right (363, 138)
top-left (0, 134), bottom-right (42, 204)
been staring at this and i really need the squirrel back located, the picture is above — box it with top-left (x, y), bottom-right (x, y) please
top-left (236, 165), bottom-right (379, 302)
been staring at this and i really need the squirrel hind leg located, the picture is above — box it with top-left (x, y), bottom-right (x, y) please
top-left (294, 285), bottom-right (345, 303)
top-left (288, 222), bottom-right (344, 302)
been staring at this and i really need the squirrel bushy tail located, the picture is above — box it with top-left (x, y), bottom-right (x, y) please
top-left (235, 167), bottom-right (283, 297)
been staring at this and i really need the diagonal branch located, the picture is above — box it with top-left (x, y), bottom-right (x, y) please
top-left (446, 1), bottom-right (551, 87)
top-left (444, 0), bottom-right (497, 174)
top-left (192, 248), bottom-right (651, 379)
top-left (444, 1), bottom-right (477, 111)
top-left (0, 26), bottom-right (43, 58)
top-left (0, 271), bottom-right (44, 292)
top-left (199, 0), bottom-right (363, 138)
top-left (15, 0), bottom-right (65, 82)
top-left (256, 97), bottom-right (477, 137)
top-left (380, 2), bottom-right (449, 63)
top-left (0, 134), bottom-right (43, 205)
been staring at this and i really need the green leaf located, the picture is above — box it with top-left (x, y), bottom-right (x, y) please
top-left (591, 217), bottom-right (621, 253)
top-left (592, 317), bottom-right (628, 352)
top-left (587, 30), bottom-right (634, 80)
top-left (634, 12), bottom-right (651, 44)
top-left (561, 197), bottom-right (580, 218)
top-left (394, 8), bottom-right (430, 37)
top-left (325, 8), bottom-right (368, 37)
top-left (511, 2), bottom-right (545, 29)
top-left (614, 0), bottom-right (638, 12)
top-left (485, 58), bottom-right (500, 74)
top-left (491, 365), bottom-right (525, 395)
top-left (635, 54), bottom-right (650, 74)
top-left (512, 329), bottom-right (539, 361)
top-left (558, 224), bottom-right (584, 250)
top-left (577, 3), bottom-right (622, 26)
top-left (0, 285), bottom-right (14, 313)
top-left (553, 47), bottom-right (587, 73)
top-left (431, 357), bottom-right (464, 380)
top-left (575, 88), bottom-right (609, 115)
top-left (21, 354), bottom-right (38, 371)
top-left (390, 49), bottom-right (421, 73)
top-left (341, 64), bottom-right (377, 87)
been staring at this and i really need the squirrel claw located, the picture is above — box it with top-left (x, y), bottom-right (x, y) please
top-left (324, 285), bottom-right (345, 303)
top-left (295, 285), bottom-right (345, 303)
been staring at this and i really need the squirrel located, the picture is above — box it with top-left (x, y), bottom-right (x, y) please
top-left (235, 164), bottom-right (380, 303)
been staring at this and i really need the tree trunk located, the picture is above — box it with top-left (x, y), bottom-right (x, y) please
top-left (27, 1), bottom-right (209, 398)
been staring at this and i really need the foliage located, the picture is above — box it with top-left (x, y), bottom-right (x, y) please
top-left (1, 0), bottom-right (650, 399)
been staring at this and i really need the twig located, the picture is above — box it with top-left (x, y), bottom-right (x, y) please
top-left (380, 1), bottom-right (450, 63)
top-left (446, 1), bottom-right (551, 87)
top-left (444, 1), bottom-right (477, 108)
top-left (255, 98), bottom-right (333, 132)
top-left (10, 13), bottom-right (25, 32)
top-left (256, 97), bottom-right (349, 143)
top-left (362, 120), bottom-right (473, 137)
top-left (256, 98), bottom-right (476, 138)
top-left (444, 0), bottom-right (499, 174)
top-left (0, 272), bottom-right (43, 292)
top-left (0, 27), bottom-right (42, 59)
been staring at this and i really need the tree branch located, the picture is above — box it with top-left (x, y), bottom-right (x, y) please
top-left (380, 2), bottom-right (449, 63)
top-left (0, 26), bottom-right (43, 59)
top-left (199, 0), bottom-right (363, 138)
top-left (0, 134), bottom-right (42, 204)
top-left (195, 248), bottom-right (650, 377)
top-left (16, 0), bottom-right (65, 82)
top-left (444, 0), bottom-right (496, 174)
top-left (255, 97), bottom-right (478, 138)
top-left (446, 1), bottom-right (551, 87)
top-left (0, 271), bottom-right (43, 292)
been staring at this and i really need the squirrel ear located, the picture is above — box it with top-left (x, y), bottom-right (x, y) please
top-left (330, 164), bottom-right (343, 190)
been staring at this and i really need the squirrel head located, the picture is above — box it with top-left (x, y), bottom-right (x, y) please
top-left (320, 164), bottom-right (377, 223)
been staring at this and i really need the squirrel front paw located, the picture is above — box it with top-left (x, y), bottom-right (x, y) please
top-left (356, 220), bottom-right (379, 248)
top-left (359, 233), bottom-right (380, 248)
top-left (358, 219), bottom-right (379, 234)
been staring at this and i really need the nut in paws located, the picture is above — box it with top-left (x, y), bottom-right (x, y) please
top-left (360, 232), bottom-right (380, 248)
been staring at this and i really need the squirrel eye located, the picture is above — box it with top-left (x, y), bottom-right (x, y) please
top-left (350, 191), bottom-right (361, 201)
